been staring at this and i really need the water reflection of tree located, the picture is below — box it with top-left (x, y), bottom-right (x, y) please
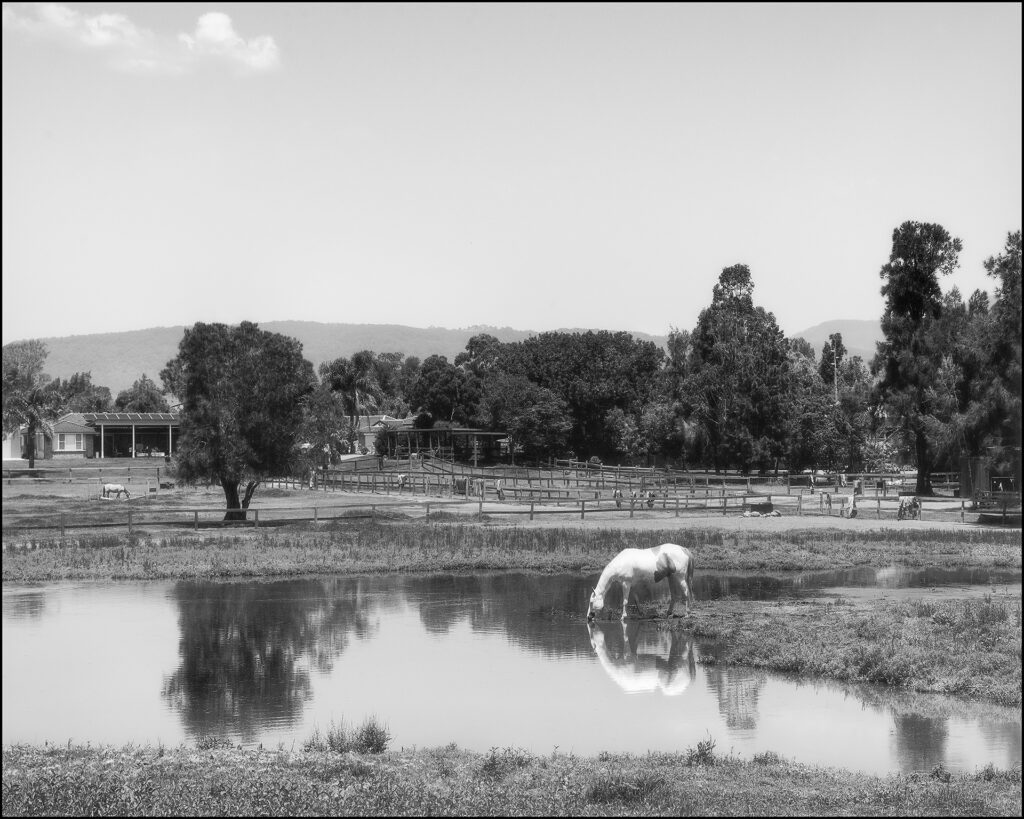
top-left (405, 573), bottom-right (596, 658)
top-left (1, 591), bottom-right (45, 619)
top-left (702, 658), bottom-right (767, 731)
top-left (892, 713), bottom-right (949, 771)
top-left (162, 578), bottom-right (376, 742)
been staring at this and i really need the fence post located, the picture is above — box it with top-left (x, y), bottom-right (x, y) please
top-left (426, 503), bottom-right (430, 519)
top-left (675, 497), bottom-right (679, 517)
top-left (581, 500), bottom-right (585, 520)
top-left (194, 511), bottom-right (199, 530)
top-left (313, 507), bottom-right (318, 524)
top-left (128, 510), bottom-right (132, 535)
top-left (797, 494), bottom-right (802, 516)
top-left (960, 500), bottom-right (964, 523)
top-left (254, 509), bottom-right (259, 528)
top-left (530, 501), bottom-right (534, 521)
top-left (877, 498), bottom-right (881, 518)
top-left (60, 512), bottom-right (65, 538)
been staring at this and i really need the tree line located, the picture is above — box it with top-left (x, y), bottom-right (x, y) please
top-left (3, 222), bottom-right (1020, 514)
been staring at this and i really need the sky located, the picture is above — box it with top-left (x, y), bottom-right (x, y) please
top-left (2, 3), bottom-right (1021, 345)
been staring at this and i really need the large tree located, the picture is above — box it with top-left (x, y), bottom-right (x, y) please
top-left (982, 231), bottom-right (1022, 474)
top-left (406, 355), bottom-right (480, 426)
top-left (115, 374), bottom-right (171, 413)
top-left (681, 264), bottom-right (791, 473)
top-left (2, 340), bottom-right (62, 468)
top-left (872, 221), bottom-right (963, 494)
top-left (46, 371), bottom-right (113, 413)
top-left (160, 322), bottom-right (315, 520)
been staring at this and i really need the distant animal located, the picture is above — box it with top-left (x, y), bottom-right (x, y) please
top-left (452, 477), bottom-right (468, 496)
top-left (612, 488), bottom-right (623, 508)
top-left (742, 510), bottom-right (762, 518)
top-left (630, 490), bottom-right (639, 507)
top-left (824, 493), bottom-right (833, 513)
top-left (586, 543), bottom-right (694, 622)
top-left (102, 483), bottom-right (130, 499)
top-left (897, 496), bottom-right (920, 521)
top-left (397, 474), bottom-right (408, 490)
top-left (645, 490), bottom-right (656, 509)
top-left (494, 479), bottom-right (505, 501)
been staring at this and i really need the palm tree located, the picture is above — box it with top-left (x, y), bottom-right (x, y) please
top-left (319, 351), bottom-right (383, 452)
top-left (2, 340), bottom-right (62, 468)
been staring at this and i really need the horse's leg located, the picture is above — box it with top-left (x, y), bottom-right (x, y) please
top-left (620, 580), bottom-right (631, 621)
top-left (681, 574), bottom-right (692, 616)
top-left (666, 575), bottom-right (683, 617)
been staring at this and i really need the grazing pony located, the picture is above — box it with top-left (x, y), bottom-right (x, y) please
top-left (102, 483), bottom-right (131, 499)
top-left (586, 543), bottom-right (694, 622)
top-left (612, 488), bottom-right (623, 508)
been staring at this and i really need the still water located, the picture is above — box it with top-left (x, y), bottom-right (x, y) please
top-left (2, 569), bottom-right (1020, 776)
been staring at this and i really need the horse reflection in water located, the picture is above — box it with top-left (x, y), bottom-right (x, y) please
top-left (587, 620), bottom-right (697, 696)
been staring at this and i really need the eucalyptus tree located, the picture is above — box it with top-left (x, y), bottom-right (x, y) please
top-left (115, 374), bottom-right (171, 413)
top-left (160, 322), bottom-right (315, 520)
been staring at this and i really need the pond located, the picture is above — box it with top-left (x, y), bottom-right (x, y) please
top-left (2, 568), bottom-right (1020, 776)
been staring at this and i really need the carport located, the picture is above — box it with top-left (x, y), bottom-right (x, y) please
top-left (81, 412), bottom-right (180, 459)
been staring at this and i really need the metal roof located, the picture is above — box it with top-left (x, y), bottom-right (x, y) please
top-left (81, 412), bottom-right (180, 424)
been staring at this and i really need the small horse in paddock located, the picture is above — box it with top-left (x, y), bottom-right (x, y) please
top-left (102, 483), bottom-right (131, 500)
top-left (586, 543), bottom-right (694, 622)
top-left (612, 488), bottom-right (623, 508)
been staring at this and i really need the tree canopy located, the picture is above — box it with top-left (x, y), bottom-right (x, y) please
top-left (160, 322), bottom-right (315, 519)
top-left (2, 340), bottom-right (61, 468)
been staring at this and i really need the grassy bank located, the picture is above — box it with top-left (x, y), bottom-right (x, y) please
top-left (2, 520), bottom-right (1021, 582)
top-left (3, 738), bottom-right (1020, 817)
top-left (683, 595), bottom-right (1022, 708)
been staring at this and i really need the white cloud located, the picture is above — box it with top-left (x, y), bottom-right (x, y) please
top-left (2, 4), bottom-right (279, 75)
top-left (178, 12), bottom-right (280, 73)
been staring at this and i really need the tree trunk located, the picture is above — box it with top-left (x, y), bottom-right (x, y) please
top-left (222, 478), bottom-right (246, 522)
top-left (914, 428), bottom-right (934, 496)
top-left (25, 420), bottom-right (37, 469)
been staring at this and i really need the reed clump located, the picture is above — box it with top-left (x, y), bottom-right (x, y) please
top-left (3, 522), bottom-right (1020, 582)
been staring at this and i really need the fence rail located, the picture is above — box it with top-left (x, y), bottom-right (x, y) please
top-left (4, 490), bottom-right (1007, 539)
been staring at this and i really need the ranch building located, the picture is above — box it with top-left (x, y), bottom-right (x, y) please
top-left (4, 412), bottom-right (181, 461)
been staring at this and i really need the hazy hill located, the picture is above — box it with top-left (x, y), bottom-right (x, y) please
top-left (27, 318), bottom-right (881, 395)
top-left (791, 319), bottom-right (883, 363)
top-left (31, 322), bottom-right (669, 395)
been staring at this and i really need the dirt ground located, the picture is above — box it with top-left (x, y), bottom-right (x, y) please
top-left (2, 476), bottom-right (1014, 537)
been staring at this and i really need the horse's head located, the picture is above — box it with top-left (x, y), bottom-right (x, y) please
top-left (586, 586), bottom-right (604, 620)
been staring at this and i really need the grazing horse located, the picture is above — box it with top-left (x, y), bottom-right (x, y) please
top-left (586, 543), bottom-right (694, 622)
top-left (102, 483), bottom-right (130, 499)
top-left (588, 620), bottom-right (696, 696)
top-left (612, 488), bottom-right (623, 508)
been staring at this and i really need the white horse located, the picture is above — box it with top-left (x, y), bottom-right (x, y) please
top-left (588, 620), bottom-right (696, 696)
top-left (586, 543), bottom-right (694, 622)
top-left (102, 483), bottom-right (130, 499)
